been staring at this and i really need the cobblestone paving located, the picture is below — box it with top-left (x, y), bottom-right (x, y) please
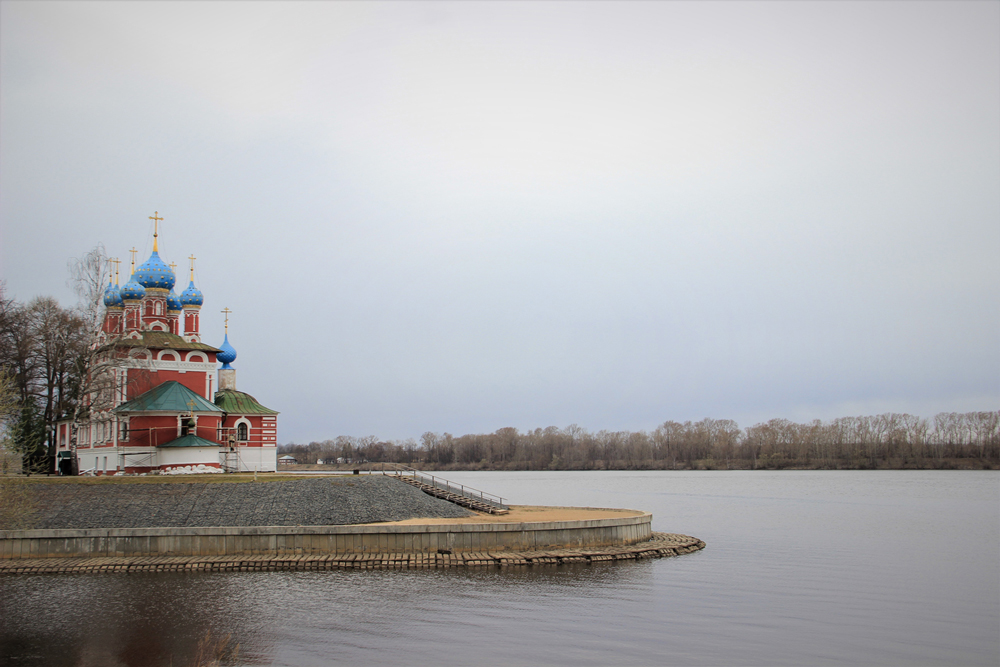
top-left (27, 476), bottom-right (473, 529)
top-left (0, 533), bottom-right (706, 574)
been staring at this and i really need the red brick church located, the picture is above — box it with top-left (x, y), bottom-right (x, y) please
top-left (54, 214), bottom-right (278, 474)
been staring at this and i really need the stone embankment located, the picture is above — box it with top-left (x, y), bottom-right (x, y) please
top-left (0, 532), bottom-right (705, 574)
top-left (3, 476), bottom-right (708, 574)
top-left (23, 476), bottom-right (472, 529)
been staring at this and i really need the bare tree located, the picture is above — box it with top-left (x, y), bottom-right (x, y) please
top-left (68, 245), bottom-right (111, 334)
top-left (62, 246), bottom-right (151, 472)
top-left (0, 368), bottom-right (20, 474)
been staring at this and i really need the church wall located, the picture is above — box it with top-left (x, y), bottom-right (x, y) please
top-left (78, 451), bottom-right (116, 475)
top-left (184, 310), bottom-right (200, 336)
top-left (159, 447), bottom-right (222, 470)
top-left (152, 369), bottom-right (205, 398)
top-left (259, 416), bottom-right (278, 446)
top-left (125, 415), bottom-right (177, 448)
top-left (192, 415), bottom-right (223, 442)
top-left (125, 414), bottom-right (221, 448)
top-left (117, 446), bottom-right (159, 474)
top-left (125, 415), bottom-right (225, 446)
top-left (126, 368), bottom-right (213, 400)
top-left (126, 368), bottom-right (156, 400)
top-left (220, 414), bottom-right (278, 447)
top-left (102, 310), bottom-right (123, 335)
top-left (124, 305), bottom-right (140, 331)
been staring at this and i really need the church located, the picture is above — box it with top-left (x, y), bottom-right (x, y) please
top-left (54, 214), bottom-right (279, 474)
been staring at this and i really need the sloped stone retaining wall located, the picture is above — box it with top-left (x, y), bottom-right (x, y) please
top-left (1, 512), bottom-right (653, 560)
top-left (0, 532), bottom-right (705, 574)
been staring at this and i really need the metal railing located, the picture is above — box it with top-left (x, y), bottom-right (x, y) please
top-left (376, 463), bottom-right (508, 510)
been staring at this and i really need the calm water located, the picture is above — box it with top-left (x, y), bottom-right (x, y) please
top-left (1, 471), bottom-right (997, 666)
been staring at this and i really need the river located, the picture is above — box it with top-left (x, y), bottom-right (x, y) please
top-left (1, 470), bottom-right (997, 666)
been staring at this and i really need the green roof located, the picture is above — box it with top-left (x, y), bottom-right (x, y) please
top-left (159, 434), bottom-right (221, 448)
top-left (214, 389), bottom-right (278, 415)
top-left (112, 331), bottom-right (220, 353)
top-left (114, 381), bottom-right (224, 414)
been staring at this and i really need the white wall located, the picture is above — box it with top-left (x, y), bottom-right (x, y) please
top-left (234, 446), bottom-right (277, 472)
top-left (158, 446), bottom-right (222, 468)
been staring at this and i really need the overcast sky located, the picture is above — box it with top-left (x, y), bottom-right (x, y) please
top-left (1, 1), bottom-right (997, 443)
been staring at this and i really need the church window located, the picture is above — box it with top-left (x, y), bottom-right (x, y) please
top-left (237, 423), bottom-right (249, 441)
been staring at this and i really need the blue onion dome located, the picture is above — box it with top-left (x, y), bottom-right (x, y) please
top-left (180, 280), bottom-right (204, 307)
top-left (103, 283), bottom-right (123, 308)
top-left (120, 276), bottom-right (145, 301)
top-left (135, 251), bottom-right (175, 290)
top-left (166, 290), bottom-right (182, 312)
top-left (217, 333), bottom-right (237, 369)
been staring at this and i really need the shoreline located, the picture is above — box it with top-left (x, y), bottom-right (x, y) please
top-left (0, 531), bottom-right (705, 574)
top-left (283, 460), bottom-right (999, 472)
top-left (0, 481), bottom-right (708, 574)
top-left (1, 506), bottom-right (656, 560)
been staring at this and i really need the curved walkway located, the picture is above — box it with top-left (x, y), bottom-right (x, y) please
top-left (0, 532), bottom-right (705, 574)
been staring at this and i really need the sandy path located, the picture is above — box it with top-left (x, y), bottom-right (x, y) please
top-left (371, 505), bottom-right (646, 525)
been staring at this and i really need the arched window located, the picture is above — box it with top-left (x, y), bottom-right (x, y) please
top-left (237, 422), bottom-right (249, 441)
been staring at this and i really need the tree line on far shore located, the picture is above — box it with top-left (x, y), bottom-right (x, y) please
top-left (278, 410), bottom-right (999, 471)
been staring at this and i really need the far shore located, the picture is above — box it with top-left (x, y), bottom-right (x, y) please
top-left (1, 458), bottom-right (997, 485)
top-left (281, 458), bottom-right (999, 473)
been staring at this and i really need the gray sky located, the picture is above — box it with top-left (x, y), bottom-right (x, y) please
top-left (2, 1), bottom-right (998, 443)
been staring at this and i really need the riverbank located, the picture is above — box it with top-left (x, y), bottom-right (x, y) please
top-left (0, 474), bottom-right (695, 564)
top-left (0, 531), bottom-right (704, 573)
top-left (1, 475), bottom-right (472, 530)
top-left (1, 506), bottom-right (656, 560)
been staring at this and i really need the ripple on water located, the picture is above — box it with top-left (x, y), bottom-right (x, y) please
top-left (2, 471), bottom-right (998, 667)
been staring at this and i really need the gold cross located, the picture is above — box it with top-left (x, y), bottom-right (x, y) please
top-left (221, 307), bottom-right (232, 333)
top-left (149, 211), bottom-right (164, 251)
top-left (129, 247), bottom-right (138, 273)
top-left (188, 254), bottom-right (197, 281)
top-left (112, 258), bottom-right (121, 284)
top-left (169, 262), bottom-right (177, 275)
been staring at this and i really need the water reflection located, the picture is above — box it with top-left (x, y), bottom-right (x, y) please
top-left (255, 561), bottom-right (662, 667)
top-left (0, 560), bottom-right (659, 667)
top-left (0, 572), bottom-right (276, 666)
